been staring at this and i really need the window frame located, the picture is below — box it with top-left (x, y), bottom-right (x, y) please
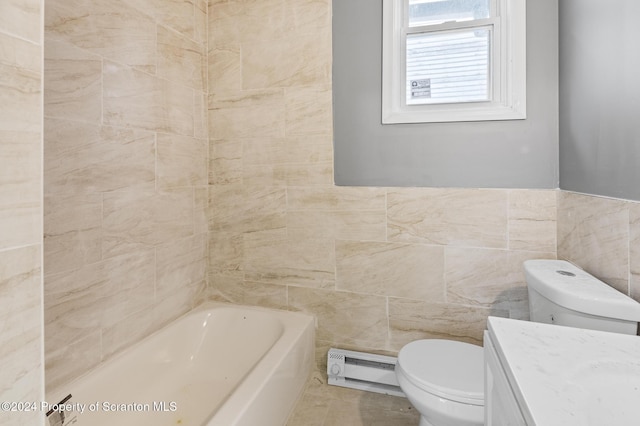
top-left (382, 0), bottom-right (527, 124)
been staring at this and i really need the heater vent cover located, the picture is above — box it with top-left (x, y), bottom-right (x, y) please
top-left (327, 348), bottom-right (405, 397)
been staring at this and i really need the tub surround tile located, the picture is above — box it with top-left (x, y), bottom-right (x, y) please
top-left (242, 135), bottom-right (332, 167)
top-left (44, 193), bottom-right (102, 276)
top-left (241, 30), bottom-right (331, 89)
top-left (44, 39), bottom-right (102, 123)
top-left (156, 133), bottom-right (207, 189)
top-left (243, 162), bottom-right (333, 187)
top-left (336, 241), bottom-right (445, 300)
top-left (133, 0), bottom-right (196, 40)
top-left (0, 0), bottom-right (41, 43)
top-left (244, 237), bottom-right (335, 288)
top-left (102, 189), bottom-right (194, 258)
top-left (208, 232), bottom-right (244, 273)
top-left (287, 187), bottom-right (386, 211)
top-left (157, 24), bottom-right (206, 91)
top-left (287, 210), bottom-right (386, 241)
top-left (207, 46), bottom-right (242, 95)
top-left (208, 184), bottom-right (286, 234)
top-left (0, 133), bottom-right (41, 250)
top-left (209, 140), bottom-right (243, 185)
top-left (43, 0), bottom-right (207, 392)
top-left (156, 233), bottom-right (207, 299)
top-left (45, 331), bottom-right (102, 394)
top-left (45, 250), bottom-right (156, 351)
top-left (207, 280), bottom-right (288, 311)
top-left (0, 246), bottom-right (42, 407)
top-left (387, 188), bottom-right (508, 248)
top-left (208, 90), bottom-right (285, 139)
top-left (103, 60), bottom-right (194, 135)
top-left (284, 85), bottom-right (333, 135)
top-left (44, 118), bottom-right (156, 195)
top-left (558, 191), bottom-right (630, 294)
top-left (46, 0), bottom-right (157, 73)
top-left (0, 31), bottom-right (41, 72)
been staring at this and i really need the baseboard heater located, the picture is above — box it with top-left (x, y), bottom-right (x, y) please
top-left (327, 348), bottom-right (405, 397)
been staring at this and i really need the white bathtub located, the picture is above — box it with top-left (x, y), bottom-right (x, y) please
top-left (46, 303), bottom-right (315, 426)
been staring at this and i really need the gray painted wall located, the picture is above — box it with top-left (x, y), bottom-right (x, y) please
top-left (559, 0), bottom-right (640, 201)
top-left (333, 0), bottom-right (559, 188)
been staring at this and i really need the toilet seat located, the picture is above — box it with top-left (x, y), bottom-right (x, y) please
top-left (396, 339), bottom-right (484, 406)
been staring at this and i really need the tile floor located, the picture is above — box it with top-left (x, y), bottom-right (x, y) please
top-left (286, 370), bottom-right (420, 426)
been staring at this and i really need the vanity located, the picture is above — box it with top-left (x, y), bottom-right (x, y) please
top-left (485, 316), bottom-right (640, 425)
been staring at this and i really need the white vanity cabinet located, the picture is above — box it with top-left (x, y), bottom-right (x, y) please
top-left (484, 330), bottom-right (527, 426)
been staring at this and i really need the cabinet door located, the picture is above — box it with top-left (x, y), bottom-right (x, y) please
top-left (484, 331), bottom-right (528, 426)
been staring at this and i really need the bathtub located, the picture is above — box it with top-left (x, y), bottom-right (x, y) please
top-left (46, 303), bottom-right (315, 426)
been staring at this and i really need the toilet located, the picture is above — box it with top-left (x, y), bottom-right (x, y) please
top-left (395, 259), bottom-right (640, 426)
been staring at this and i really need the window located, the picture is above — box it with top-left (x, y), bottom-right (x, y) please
top-left (382, 0), bottom-right (526, 124)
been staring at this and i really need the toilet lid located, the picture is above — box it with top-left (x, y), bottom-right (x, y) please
top-left (397, 339), bottom-right (484, 405)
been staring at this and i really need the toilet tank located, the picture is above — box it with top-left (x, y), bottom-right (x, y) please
top-left (524, 260), bottom-right (640, 335)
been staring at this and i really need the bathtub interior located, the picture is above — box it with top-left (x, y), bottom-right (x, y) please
top-left (45, 304), bottom-right (314, 426)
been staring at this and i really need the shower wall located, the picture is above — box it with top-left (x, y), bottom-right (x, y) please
top-left (0, 1), bottom-right (44, 424)
top-left (206, 0), bottom-right (558, 360)
top-left (43, 0), bottom-right (208, 391)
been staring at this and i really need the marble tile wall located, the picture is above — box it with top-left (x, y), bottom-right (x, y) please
top-left (206, 0), bottom-right (558, 358)
top-left (43, 0), bottom-right (208, 391)
top-left (0, 0), bottom-right (44, 424)
top-left (558, 191), bottom-right (640, 302)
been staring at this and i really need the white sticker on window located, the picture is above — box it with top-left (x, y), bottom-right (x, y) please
top-left (410, 79), bottom-right (431, 98)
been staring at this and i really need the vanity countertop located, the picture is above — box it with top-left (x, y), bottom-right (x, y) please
top-left (487, 317), bottom-right (640, 426)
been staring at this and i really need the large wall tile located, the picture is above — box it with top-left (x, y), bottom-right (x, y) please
top-left (103, 61), bottom-right (194, 135)
top-left (208, 280), bottom-right (288, 310)
top-left (208, 184), bottom-right (286, 234)
top-left (156, 233), bottom-right (206, 299)
top-left (45, 250), bottom-right (155, 352)
top-left (445, 247), bottom-right (556, 317)
top-left (157, 24), bottom-right (205, 91)
top-left (44, 118), bottom-right (155, 195)
top-left (285, 85), bottom-right (333, 135)
top-left (208, 90), bottom-right (285, 139)
top-left (0, 31), bottom-right (41, 73)
top-left (388, 298), bottom-right (505, 348)
top-left (243, 162), bottom-right (333, 186)
top-left (46, 0), bottom-right (156, 73)
top-left (289, 287), bottom-right (388, 349)
top-left (557, 191), bottom-right (630, 293)
top-left (45, 332), bottom-right (101, 392)
top-left (244, 237), bottom-right (335, 288)
top-left (508, 189), bottom-right (557, 252)
top-left (287, 210), bottom-right (386, 241)
top-left (208, 46), bottom-right (241, 95)
top-left (287, 187), bottom-right (386, 211)
top-left (241, 30), bottom-right (331, 89)
top-left (102, 189), bottom-right (194, 258)
top-left (44, 39), bottom-right (102, 123)
top-left (387, 188), bottom-right (508, 248)
top-left (157, 134), bottom-right (207, 189)
top-left (209, 140), bottom-right (243, 185)
top-left (336, 241), bottom-right (445, 300)
top-left (243, 135), bottom-right (332, 166)
top-left (0, 246), bottom-right (41, 422)
top-left (0, 0), bottom-right (41, 42)
top-left (133, 0), bottom-right (196, 40)
top-left (44, 193), bottom-right (102, 276)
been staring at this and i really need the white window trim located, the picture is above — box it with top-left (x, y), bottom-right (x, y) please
top-left (382, 0), bottom-right (527, 124)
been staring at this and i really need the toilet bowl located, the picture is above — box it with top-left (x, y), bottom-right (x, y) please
top-left (396, 339), bottom-right (484, 426)
top-left (396, 260), bottom-right (640, 426)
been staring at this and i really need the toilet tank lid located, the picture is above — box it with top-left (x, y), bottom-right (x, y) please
top-left (524, 260), bottom-right (640, 322)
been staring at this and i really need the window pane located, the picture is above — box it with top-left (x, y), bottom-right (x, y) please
top-left (406, 28), bottom-right (490, 105)
top-left (409, 0), bottom-right (490, 27)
